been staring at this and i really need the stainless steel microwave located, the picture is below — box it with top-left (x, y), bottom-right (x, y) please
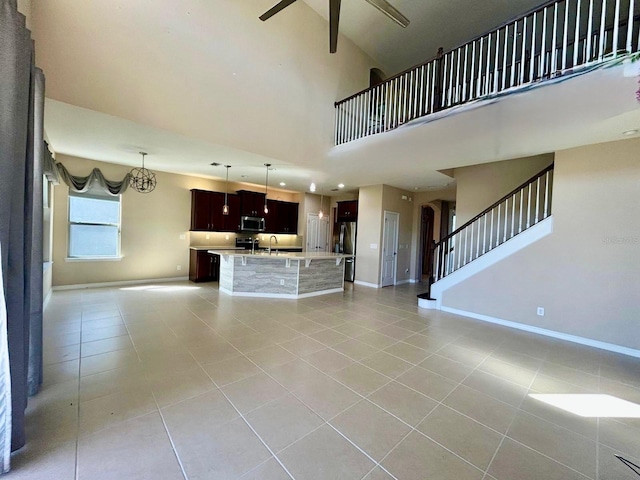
top-left (240, 216), bottom-right (265, 232)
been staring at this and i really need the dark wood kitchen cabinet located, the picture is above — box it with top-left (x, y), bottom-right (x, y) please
top-left (191, 190), bottom-right (241, 232)
top-left (237, 190), bottom-right (266, 217)
top-left (337, 200), bottom-right (358, 222)
top-left (189, 250), bottom-right (219, 282)
top-left (224, 193), bottom-right (241, 232)
top-left (190, 190), bottom-right (225, 231)
top-left (265, 200), bottom-right (298, 234)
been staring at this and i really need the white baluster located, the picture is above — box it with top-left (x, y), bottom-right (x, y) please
top-left (613, 0), bottom-right (621, 57)
top-left (562, 0), bottom-right (570, 70)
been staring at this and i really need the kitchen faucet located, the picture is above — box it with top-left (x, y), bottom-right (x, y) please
top-left (268, 235), bottom-right (278, 254)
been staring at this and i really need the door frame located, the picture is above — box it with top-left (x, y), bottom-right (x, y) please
top-left (381, 211), bottom-right (399, 287)
top-left (418, 205), bottom-right (435, 283)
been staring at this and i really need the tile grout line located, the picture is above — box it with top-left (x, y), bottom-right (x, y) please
top-left (481, 343), bottom-right (547, 480)
top-left (118, 303), bottom-right (191, 480)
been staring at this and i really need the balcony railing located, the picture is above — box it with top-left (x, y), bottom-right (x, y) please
top-left (335, 0), bottom-right (640, 145)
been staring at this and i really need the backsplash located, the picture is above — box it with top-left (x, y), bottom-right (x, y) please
top-left (189, 232), bottom-right (302, 248)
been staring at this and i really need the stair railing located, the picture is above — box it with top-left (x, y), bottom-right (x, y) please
top-left (433, 163), bottom-right (555, 282)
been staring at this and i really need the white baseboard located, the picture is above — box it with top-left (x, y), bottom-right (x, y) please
top-left (43, 290), bottom-right (52, 309)
top-left (354, 280), bottom-right (380, 289)
top-left (52, 276), bottom-right (189, 291)
top-left (441, 306), bottom-right (640, 359)
top-left (219, 287), bottom-right (343, 299)
top-left (395, 279), bottom-right (412, 286)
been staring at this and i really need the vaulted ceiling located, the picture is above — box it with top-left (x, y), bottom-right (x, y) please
top-left (32, 0), bottom-right (640, 194)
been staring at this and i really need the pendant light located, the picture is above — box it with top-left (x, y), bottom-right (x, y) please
top-left (129, 152), bottom-right (157, 193)
top-left (222, 165), bottom-right (231, 215)
top-left (263, 163), bottom-right (271, 214)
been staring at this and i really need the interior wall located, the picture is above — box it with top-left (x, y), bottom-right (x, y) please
top-left (454, 154), bottom-right (554, 225)
top-left (354, 185), bottom-right (383, 285)
top-left (31, 0), bottom-right (377, 168)
top-left (52, 154), bottom-right (302, 286)
top-left (381, 185), bottom-right (415, 284)
top-left (442, 138), bottom-right (640, 350)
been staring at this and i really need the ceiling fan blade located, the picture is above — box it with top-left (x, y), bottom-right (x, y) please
top-left (364, 0), bottom-right (410, 27)
top-left (259, 0), bottom-right (298, 21)
top-left (329, 0), bottom-right (341, 53)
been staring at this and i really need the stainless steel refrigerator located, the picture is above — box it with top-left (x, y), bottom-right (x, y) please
top-left (334, 222), bottom-right (356, 282)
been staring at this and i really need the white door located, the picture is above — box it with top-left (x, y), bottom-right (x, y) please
top-left (381, 211), bottom-right (399, 287)
top-left (307, 213), bottom-right (329, 251)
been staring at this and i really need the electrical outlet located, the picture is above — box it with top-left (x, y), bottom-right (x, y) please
top-left (280, 279), bottom-right (285, 285)
top-left (370, 243), bottom-right (378, 249)
top-left (225, 235), bottom-right (229, 240)
top-left (177, 265), bottom-right (182, 271)
top-left (537, 307), bottom-right (545, 316)
top-left (179, 234), bottom-right (186, 240)
top-left (205, 234), bottom-right (210, 240)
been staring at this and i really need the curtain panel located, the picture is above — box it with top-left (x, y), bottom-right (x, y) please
top-left (0, 0), bottom-right (45, 468)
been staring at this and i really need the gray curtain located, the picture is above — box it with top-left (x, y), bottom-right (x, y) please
top-left (0, 0), bottom-right (44, 464)
top-left (42, 142), bottom-right (59, 184)
top-left (56, 163), bottom-right (131, 196)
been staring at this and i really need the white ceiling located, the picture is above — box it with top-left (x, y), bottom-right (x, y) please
top-left (36, 0), bottom-right (640, 195)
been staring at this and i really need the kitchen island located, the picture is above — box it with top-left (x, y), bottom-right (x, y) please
top-left (208, 250), bottom-right (354, 299)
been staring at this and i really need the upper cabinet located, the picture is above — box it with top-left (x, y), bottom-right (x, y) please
top-left (191, 190), bottom-right (224, 231)
top-left (237, 190), bottom-right (266, 217)
top-left (191, 190), bottom-right (241, 232)
top-left (337, 200), bottom-right (358, 222)
top-left (190, 189), bottom-right (297, 233)
top-left (266, 199), bottom-right (298, 234)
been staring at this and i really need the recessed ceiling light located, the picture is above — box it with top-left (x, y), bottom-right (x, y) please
top-left (240, 175), bottom-right (249, 178)
top-left (338, 183), bottom-right (344, 189)
top-left (622, 129), bottom-right (638, 136)
top-left (279, 182), bottom-right (286, 186)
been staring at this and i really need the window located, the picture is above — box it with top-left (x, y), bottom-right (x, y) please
top-left (68, 192), bottom-right (121, 258)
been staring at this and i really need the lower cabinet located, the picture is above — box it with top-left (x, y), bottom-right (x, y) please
top-left (189, 250), bottom-right (220, 282)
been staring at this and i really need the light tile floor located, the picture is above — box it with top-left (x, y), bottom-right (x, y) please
top-left (7, 282), bottom-right (640, 479)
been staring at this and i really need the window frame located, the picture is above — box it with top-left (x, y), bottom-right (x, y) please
top-left (67, 191), bottom-right (122, 261)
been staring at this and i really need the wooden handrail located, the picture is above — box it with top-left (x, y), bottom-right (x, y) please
top-left (437, 162), bottom-right (554, 247)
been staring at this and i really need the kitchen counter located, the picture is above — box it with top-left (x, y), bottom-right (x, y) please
top-left (189, 246), bottom-right (245, 251)
top-left (208, 250), bottom-right (353, 299)
top-left (208, 250), bottom-right (352, 260)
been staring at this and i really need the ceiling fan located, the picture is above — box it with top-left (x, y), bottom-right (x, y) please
top-left (259, 0), bottom-right (410, 53)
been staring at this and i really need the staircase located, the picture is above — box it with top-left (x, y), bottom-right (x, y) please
top-left (419, 163), bottom-right (555, 309)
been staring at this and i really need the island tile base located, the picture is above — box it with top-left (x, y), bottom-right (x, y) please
top-left (218, 254), bottom-right (346, 299)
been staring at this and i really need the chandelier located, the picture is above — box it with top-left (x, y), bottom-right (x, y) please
top-left (129, 152), bottom-right (157, 193)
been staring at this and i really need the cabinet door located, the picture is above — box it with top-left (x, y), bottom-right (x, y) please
top-left (209, 192), bottom-right (226, 230)
top-left (191, 190), bottom-right (212, 230)
top-left (281, 202), bottom-right (298, 234)
top-left (223, 194), bottom-right (241, 232)
top-left (239, 191), bottom-right (266, 217)
top-left (265, 199), bottom-right (278, 233)
top-left (189, 250), bottom-right (214, 282)
top-left (337, 200), bottom-right (358, 221)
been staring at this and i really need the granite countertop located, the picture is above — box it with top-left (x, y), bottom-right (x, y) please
top-left (208, 249), bottom-right (353, 260)
top-left (189, 246), bottom-right (245, 251)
